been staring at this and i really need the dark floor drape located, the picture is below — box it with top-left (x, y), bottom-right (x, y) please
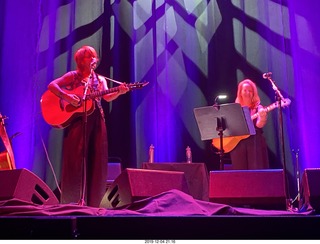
top-left (1, 0), bottom-right (319, 201)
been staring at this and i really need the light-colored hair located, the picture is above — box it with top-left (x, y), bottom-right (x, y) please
top-left (74, 45), bottom-right (98, 66)
top-left (235, 79), bottom-right (260, 109)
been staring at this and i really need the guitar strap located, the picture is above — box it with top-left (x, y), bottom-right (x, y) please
top-left (74, 70), bottom-right (105, 122)
top-left (92, 72), bottom-right (105, 122)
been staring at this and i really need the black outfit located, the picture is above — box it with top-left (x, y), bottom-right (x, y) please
top-left (230, 108), bottom-right (269, 170)
top-left (60, 71), bottom-right (107, 207)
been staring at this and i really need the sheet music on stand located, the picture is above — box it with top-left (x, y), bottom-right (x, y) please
top-left (193, 103), bottom-right (255, 170)
top-left (193, 103), bottom-right (255, 141)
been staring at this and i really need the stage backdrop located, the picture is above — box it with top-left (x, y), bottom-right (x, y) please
top-left (1, 0), bottom-right (319, 200)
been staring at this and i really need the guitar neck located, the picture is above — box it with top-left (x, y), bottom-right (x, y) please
top-left (87, 86), bottom-right (121, 100)
top-left (85, 81), bottom-right (148, 100)
top-left (251, 103), bottom-right (277, 120)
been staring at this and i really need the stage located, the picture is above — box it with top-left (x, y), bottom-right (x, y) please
top-left (0, 190), bottom-right (319, 240)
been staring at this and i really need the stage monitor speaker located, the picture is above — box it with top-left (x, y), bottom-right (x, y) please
top-left (300, 168), bottom-right (320, 213)
top-left (209, 169), bottom-right (287, 210)
top-left (106, 162), bottom-right (122, 190)
top-left (100, 168), bottom-right (189, 209)
top-left (0, 168), bottom-right (59, 205)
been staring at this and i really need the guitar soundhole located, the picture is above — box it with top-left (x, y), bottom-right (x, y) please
top-left (65, 103), bottom-right (79, 112)
top-left (59, 99), bottom-right (65, 111)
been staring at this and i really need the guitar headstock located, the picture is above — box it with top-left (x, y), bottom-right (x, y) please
top-left (0, 114), bottom-right (8, 124)
top-left (128, 81), bottom-right (149, 90)
top-left (280, 98), bottom-right (291, 108)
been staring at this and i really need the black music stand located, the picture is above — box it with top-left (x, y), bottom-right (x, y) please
top-left (193, 103), bottom-right (256, 170)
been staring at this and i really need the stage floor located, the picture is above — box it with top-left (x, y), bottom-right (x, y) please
top-left (0, 215), bottom-right (320, 239)
top-left (0, 190), bottom-right (318, 240)
top-left (1, 215), bottom-right (320, 239)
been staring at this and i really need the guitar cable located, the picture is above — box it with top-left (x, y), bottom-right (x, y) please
top-left (40, 132), bottom-right (62, 196)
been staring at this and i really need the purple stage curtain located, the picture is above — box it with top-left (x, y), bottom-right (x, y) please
top-left (0, 1), bottom-right (319, 201)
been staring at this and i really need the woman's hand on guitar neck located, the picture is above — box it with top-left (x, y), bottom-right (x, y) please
top-left (256, 106), bottom-right (268, 128)
top-left (258, 107), bottom-right (267, 119)
top-left (118, 83), bottom-right (130, 95)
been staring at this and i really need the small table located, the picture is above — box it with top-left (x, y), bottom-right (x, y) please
top-left (142, 162), bottom-right (209, 201)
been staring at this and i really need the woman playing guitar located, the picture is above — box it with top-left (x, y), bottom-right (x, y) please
top-left (217, 79), bottom-right (269, 170)
top-left (46, 45), bottom-right (129, 207)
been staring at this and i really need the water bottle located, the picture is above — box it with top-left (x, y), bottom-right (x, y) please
top-left (186, 146), bottom-right (192, 163)
top-left (149, 144), bottom-right (154, 163)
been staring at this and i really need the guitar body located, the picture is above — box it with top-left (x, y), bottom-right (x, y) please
top-left (40, 81), bottom-right (149, 128)
top-left (40, 86), bottom-right (94, 128)
top-left (211, 98), bottom-right (291, 153)
top-left (211, 135), bottom-right (250, 153)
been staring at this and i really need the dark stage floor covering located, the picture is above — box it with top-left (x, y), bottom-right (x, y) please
top-left (0, 189), bottom-right (319, 240)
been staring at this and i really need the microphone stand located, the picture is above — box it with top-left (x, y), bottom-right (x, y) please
top-left (266, 74), bottom-right (292, 210)
top-left (216, 117), bottom-right (226, 170)
top-left (78, 69), bottom-right (92, 206)
top-left (213, 102), bottom-right (226, 170)
top-left (292, 149), bottom-right (300, 209)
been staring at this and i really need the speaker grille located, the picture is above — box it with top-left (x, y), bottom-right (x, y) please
top-left (300, 168), bottom-right (320, 213)
top-left (209, 169), bottom-right (286, 210)
top-left (100, 168), bottom-right (189, 209)
top-left (0, 168), bottom-right (59, 205)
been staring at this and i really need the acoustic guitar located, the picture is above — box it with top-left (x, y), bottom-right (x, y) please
top-left (0, 114), bottom-right (15, 170)
top-left (40, 81), bottom-right (149, 128)
top-left (211, 98), bottom-right (291, 153)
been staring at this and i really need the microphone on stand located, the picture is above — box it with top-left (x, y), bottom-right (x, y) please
top-left (262, 72), bottom-right (272, 79)
top-left (90, 58), bottom-right (97, 69)
top-left (263, 72), bottom-right (288, 104)
top-left (88, 58), bottom-right (97, 81)
top-left (83, 59), bottom-right (96, 100)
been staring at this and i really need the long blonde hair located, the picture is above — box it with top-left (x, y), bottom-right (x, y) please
top-left (235, 79), bottom-right (261, 109)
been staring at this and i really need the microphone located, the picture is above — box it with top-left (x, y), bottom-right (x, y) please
top-left (90, 58), bottom-right (97, 68)
top-left (262, 72), bottom-right (272, 79)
